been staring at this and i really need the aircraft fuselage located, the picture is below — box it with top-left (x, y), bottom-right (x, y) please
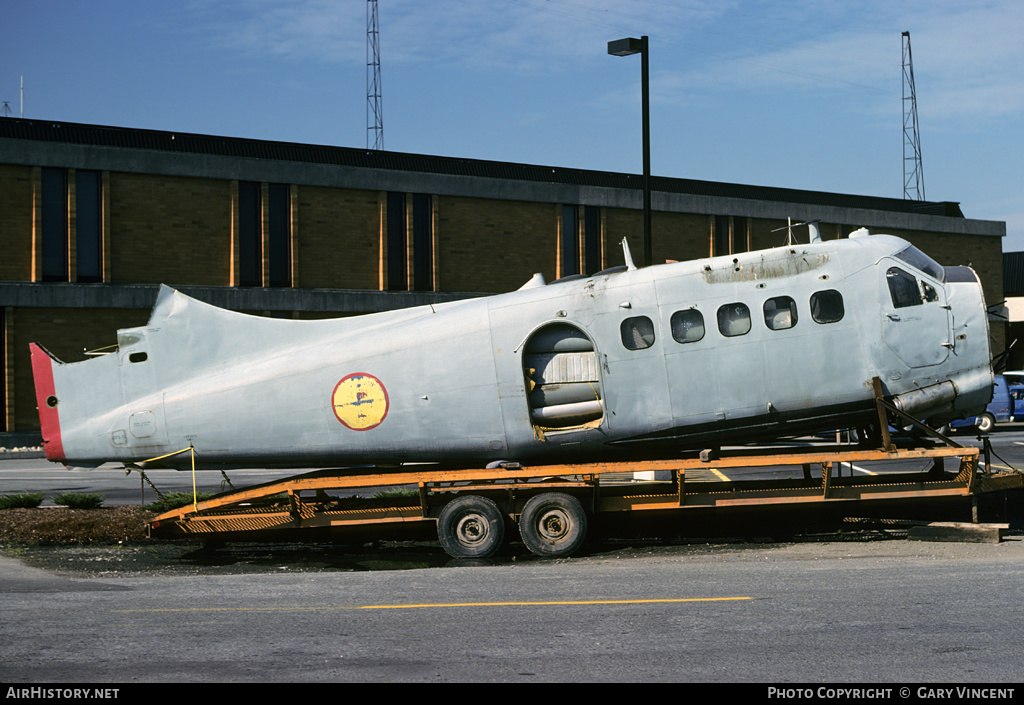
top-left (31, 233), bottom-right (994, 470)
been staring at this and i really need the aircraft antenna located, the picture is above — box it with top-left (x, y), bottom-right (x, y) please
top-left (367, 0), bottom-right (383, 150)
top-left (902, 31), bottom-right (925, 201)
top-left (771, 219), bottom-right (820, 244)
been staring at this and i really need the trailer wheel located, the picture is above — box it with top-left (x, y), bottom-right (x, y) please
top-left (437, 495), bottom-right (506, 559)
top-left (519, 492), bottom-right (587, 558)
top-left (977, 413), bottom-right (995, 433)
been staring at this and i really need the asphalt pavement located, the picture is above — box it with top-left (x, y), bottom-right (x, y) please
top-left (2, 533), bottom-right (1023, 683)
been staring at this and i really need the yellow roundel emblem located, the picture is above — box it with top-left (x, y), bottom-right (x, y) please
top-left (332, 373), bottom-right (389, 431)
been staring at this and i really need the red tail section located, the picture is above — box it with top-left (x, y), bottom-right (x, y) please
top-left (29, 343), bottom-right (66, 463)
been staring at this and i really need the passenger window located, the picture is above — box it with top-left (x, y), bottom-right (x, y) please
top-left (887, 267), bottom-right (922, 308)
top-left (810, 290), bottom-right (845, 324)
top-left (717, 303), bottom-right (751, 337)
top-left (621, 316), bottom-right (656, 350)
top-left (763, 296), bottom-right (797, 331)
top-left (671, 310), bottom-right (705, 344)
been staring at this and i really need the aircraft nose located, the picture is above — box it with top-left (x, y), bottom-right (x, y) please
top-left (941, 265), bottom-right (995, 419)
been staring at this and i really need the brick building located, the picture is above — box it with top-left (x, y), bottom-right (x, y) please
top-left (0, 118), bottom-right (1007, 436)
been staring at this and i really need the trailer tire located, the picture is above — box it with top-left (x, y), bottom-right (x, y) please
top-left (437, 495), bottom-right (506, 559)
top-left (977, 413), bottom-right (995, 433)
top-left (519, 492), bottom-right (587, 558)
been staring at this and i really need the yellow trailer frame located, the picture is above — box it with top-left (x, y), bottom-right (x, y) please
top-left (147, 442), bottom-right (1020, 558)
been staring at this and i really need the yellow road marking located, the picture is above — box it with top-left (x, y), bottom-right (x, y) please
top-left (366, 597), bottom-right (753, 610)
top-left (114, 596), bottom-right (753, 613)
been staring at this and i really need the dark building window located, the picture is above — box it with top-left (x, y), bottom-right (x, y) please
top-left (713, 215), bottom-right (729, 257)
top-left (268, 184), bottom-right (291, 287)
top-left (0, 306), bottom-right (5, 432)
top-left (584, 206), bottom-right (601, 275)
top-left (76, 170), bottom-right (102, 282)
top-left (386, 192), bottom-right (407, 290)
top-left (713, 215), bottom-right (746, 257)
top-left (238, 181), bottom-right (261, 287)
top-left (412, 194), bottom-right (433, 291)
top-left (41, 167), bottom-right (68, 282)
top-left (561, 205), bottom-right (579, 277)
top-left (732, 216), bottom-right (747, 254)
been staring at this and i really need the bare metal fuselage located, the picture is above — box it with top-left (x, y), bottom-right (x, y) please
top-left (31, 233), bottom-right (994, 470)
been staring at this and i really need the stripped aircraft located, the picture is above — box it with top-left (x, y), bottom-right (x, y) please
top-left (30, 228), bottom-right (994, 472)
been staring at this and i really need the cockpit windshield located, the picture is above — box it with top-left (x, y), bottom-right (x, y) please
top-left (894, 245), bottom-right (945, 283)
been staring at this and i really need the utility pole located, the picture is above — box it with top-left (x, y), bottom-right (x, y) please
top-left (367, 1), bottom-right (383, 150)
top-left (902, 31), bottom-right (925, 201)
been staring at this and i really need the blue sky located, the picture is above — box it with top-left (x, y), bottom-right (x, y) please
top-left (3, 0), bottom-right (1022, 251)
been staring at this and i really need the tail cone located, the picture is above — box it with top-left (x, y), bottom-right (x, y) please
top-left (29, 343), bottom-right (66, 462)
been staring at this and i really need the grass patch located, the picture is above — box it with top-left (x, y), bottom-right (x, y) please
top-left (0, 492), bottom-right (46, 509)
top-left (52, 492), bottom-right (105, 510)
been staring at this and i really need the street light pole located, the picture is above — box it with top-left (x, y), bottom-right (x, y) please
top-left (608, 35), bottom-right (651, 268)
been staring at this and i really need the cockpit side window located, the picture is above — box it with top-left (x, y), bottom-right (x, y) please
top-left (887, 267), bottom-right (922, 308)
top-left (921, 281), bottom-right (939, 302)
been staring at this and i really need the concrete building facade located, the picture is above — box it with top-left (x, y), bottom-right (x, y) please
top-left (0, 119), bottom-right (1006, 436)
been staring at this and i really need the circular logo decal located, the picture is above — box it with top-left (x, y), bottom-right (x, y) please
top-left (332, 373), bottom-right (389, 431)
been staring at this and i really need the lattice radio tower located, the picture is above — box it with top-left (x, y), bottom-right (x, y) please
top-left (367, 0), bottom-right (383, 150)
top-left (902, 31), bottom-right (925, 200)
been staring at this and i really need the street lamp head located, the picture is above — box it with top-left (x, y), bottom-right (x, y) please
top-left (608, 37), bottom-right (644, 57)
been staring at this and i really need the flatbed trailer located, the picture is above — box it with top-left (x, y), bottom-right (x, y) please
top-left (147, 442), bottom-right (1022, 558)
